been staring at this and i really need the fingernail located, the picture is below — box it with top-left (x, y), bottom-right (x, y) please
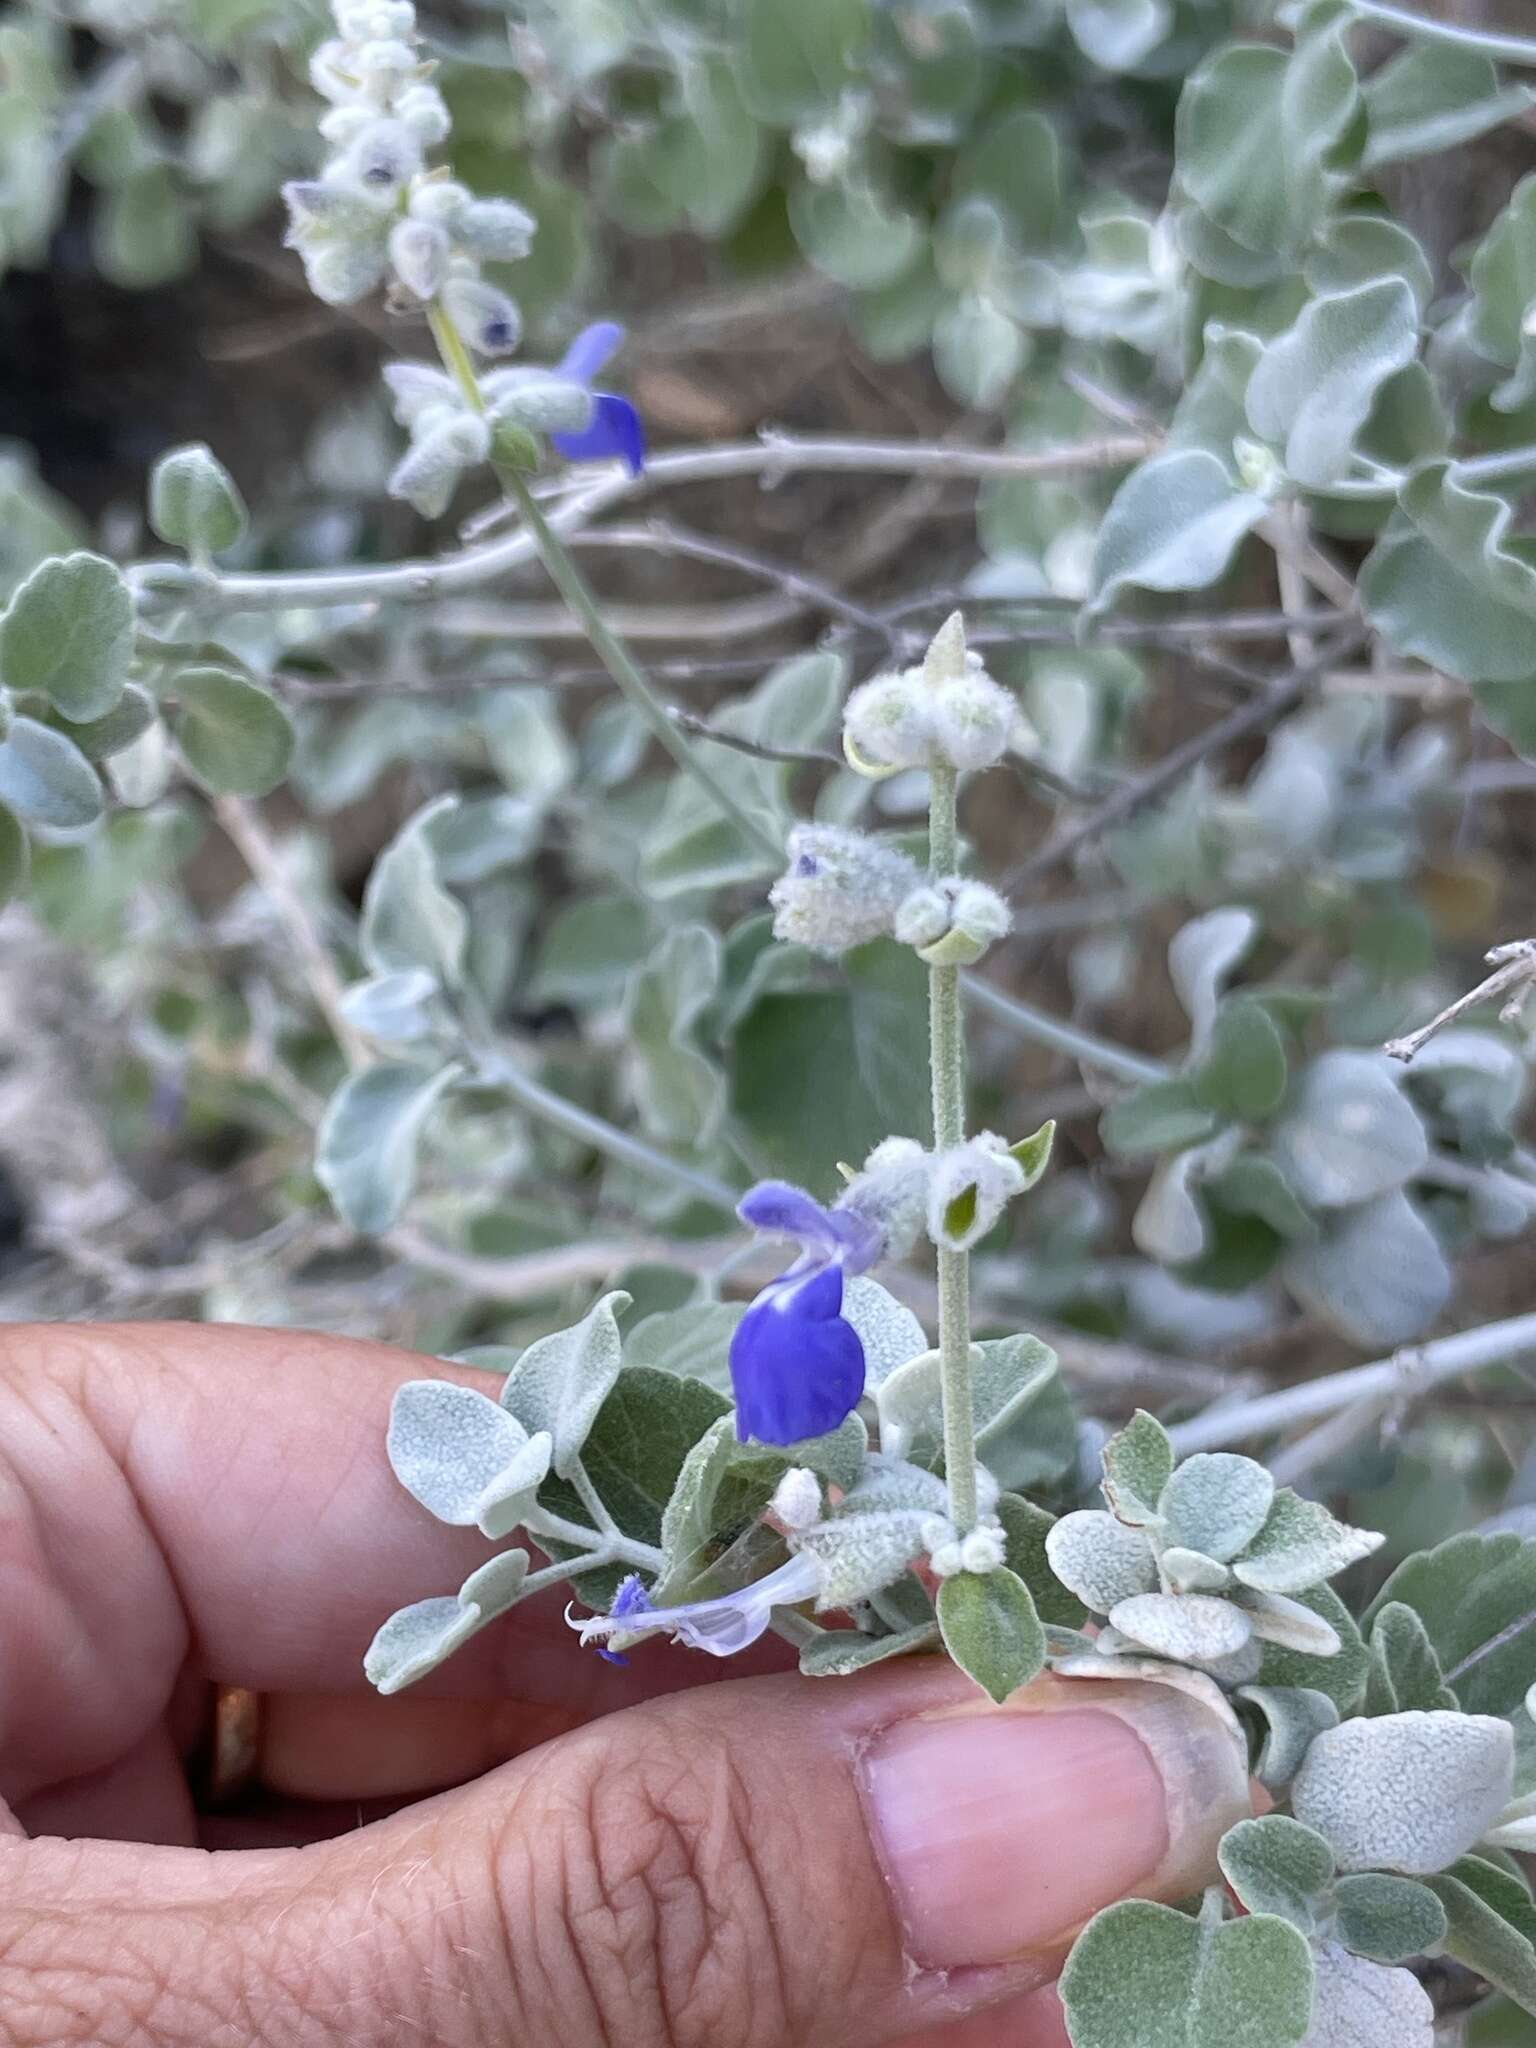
top-left (862, 1678), bottom-right (1249, 1969)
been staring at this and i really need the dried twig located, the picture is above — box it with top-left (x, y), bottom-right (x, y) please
top-left (1385, 939), bottom-right (1536, 1063)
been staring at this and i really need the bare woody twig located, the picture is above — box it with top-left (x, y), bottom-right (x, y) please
top-left (1384, 939), bottom-right (1536, 1063)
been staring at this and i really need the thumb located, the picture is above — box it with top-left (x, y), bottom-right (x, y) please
top-left (5, 1665), bottom-right (1249, 2048)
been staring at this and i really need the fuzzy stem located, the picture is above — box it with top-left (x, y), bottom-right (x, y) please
top-left (523, 1504), bottom-right (667, 1574)
top-left (927, 763), bottom-right (979, 1534)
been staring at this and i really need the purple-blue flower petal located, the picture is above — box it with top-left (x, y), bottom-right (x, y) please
top-left (558, 320), bottom-right (626, 386)
top-left (552, 392), bottom-right (646, 476)
top-left (737, 1179), bottom-right (842, 1249)
top-left (595, 1569), bottom-right (654, 1665)
top-left (730, 1262), bottom-right (866, 1446)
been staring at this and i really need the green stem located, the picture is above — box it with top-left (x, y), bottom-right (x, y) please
top-left (1343, 0), bottom-right (1536, 63)
top-left (427, 304), bottom-right (780, 857)
top-left (927, 764), bottom-right (979, 1534)
top-left (524, 1504), bottom-right (666, 1574)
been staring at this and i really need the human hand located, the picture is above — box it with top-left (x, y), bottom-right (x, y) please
top-left (0, 1321), bottom-right (1251, 2047)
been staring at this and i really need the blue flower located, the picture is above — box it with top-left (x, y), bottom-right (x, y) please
top-left (550, 320), bottom-right (646, 476)
top-left (728, 1182), bottom-right (882, 1447)
top-left (571, 1552), bottom-right (823, 1658)
top-left (591, 1571), bottom-right (654, 1665)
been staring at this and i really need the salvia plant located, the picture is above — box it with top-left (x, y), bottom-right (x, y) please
top-left (13, 0), bottom-right (1536, 2041)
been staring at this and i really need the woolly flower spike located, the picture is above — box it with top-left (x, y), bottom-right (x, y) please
top-left (928, 1132), bottom-right (1027, 1251)
top-left (895, 876), bottom-right (1011, 966)
top-left (843, 613), bottom-right (1023, 777)
top-left (571, 1552), bottom-right (823, 1659)
top-left (729, 1181), bottom-right (884, 1445)
top-left (768, 823), bottom-right (921, 956)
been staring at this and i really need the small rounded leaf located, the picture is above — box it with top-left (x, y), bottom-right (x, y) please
top-left (936, 1565), bottom-right (1047, 1704)
top-left (1291, 1711), bottom-right (1515, 1874)
top-left (0, 550), bottom-right (133, 720)
top-left (0, 717), bottom-right (104, 829)
top-left (171, 665), bottom-right (295, 796)
top-left (1108, 1591), bottom-right (1254, 1664)
top-left (149, 443), bottom-right (249, 556)
top-left (387, 1380), bottom-right (533, 1527)
top-left (1302, 1942), bottom-right (1434, 2048)
top-left (1158, 1452), bottom-right (1275, 1563)
top-left (1046, 1509), bottom-right (1158, 1612)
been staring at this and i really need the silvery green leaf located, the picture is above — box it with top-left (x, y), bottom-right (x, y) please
top-left (1291, 1712), bottom-right (1515, 1874)
top-left (0, 717), bottom-right (102, 829)
top-left (427, 793), bottom-right (541, 884)
top-left (1161, 1547), bottom-right (1232, 1594)
top-left (1365, 1602), bottom-right (1458, 1716)
top-left (1425, 1857), bottom-right (1536, 2017)
top-left (364, 1547), bottom-right (531, 1695)
top-left (1272, 1051), bottom-right (1427, 1209)
top-left (386, 1379), bottom-right (546, 1529)
top-left (842, 1275), bottom-right (928, 1386)
top-left (933, 295), bottom-right (1026, 409)
top-left (50, 680), bottom-right (156, 761)
top-left (937, 1565), bottom-right (1046, 1705)
top-left (1101, 1076), bottom-right (1221, 1156)
top-left (1365, 1529), bottom-right (1536, 1721)
top-left (738, 0), bottom-right (864, 121)
top-left (1066, 0), bottom-right (1168, 70)
top-left (528, 892), bottom-right (654, 1007)
top-left (481, 686), bottom-right (575, 806)
top-left (1087, 450), bottom-right (1267, 617)
top-left (477, 1434), bottom-right (556, 1539)
top-left (876, 1333), bottom-right (1057, 1473)
top-left (1244, 280), bottom-right (1419, 490)
top-left (1284, 1191), bottom-right (1450, 1348)
top-left (1304, 216), bottom-right (1435, 317)
top-left (171, 665), bottom-right (294, 797)
top-left (1169, 906), bottom-right (1259, 1050)
top-left (1102, 1409), bottom-right (1175, 1526)
top-left (1363, 45), bottom-right (1534, 168)
top-left (1236, 1491), bottom-right (1385, 1596)
top-left (0, 804), bottom-right (26, 907)
top-left (1046, 1509), bottom-right (1158, 1612)
top-left (800, 1621), bottom-right (938, 1676)
top-left (1331, 1874), bottom-right (1447, 1965)
top-left (788, 180), bottom-right (922, 290)
top-left (997, 1493), bottom-right (1088, 1630)
top-left (1159, 1453), bottom-right (1275, 1563)
top-left (1108, 1591), bottom-right (1254, 1664)
top-left (1236, 1684), bottom-right (1340, 1793)
top-left (622, 1303), bottom-right (743, 1394)
top-left (1217, 1814), bottom-right (1334, 1931)
top-left (1301, 1942), bottom-right (1434, 2048)
top-left (1257, 1588), bottom-right (1370, 1715)
top-left (1241, 1589), bottom-right (1342, 1658)
top-left (339, 969), bottom-right (444, 1047)
top-left (622, 924), bottom-right (725, 1147)
top-left (1060, 1895), bottom-right (1314, 2048)
top-left (360, 794), bottom-right (467, 987)
top-left (0, 550), bottom-right (132, 720)
top-left (1195, 1000), bottom-right (1288, 1124)
top-left (148, 442), bottom-right (248, 555)
top-left (315, 1059), bottom-right (461, 1234)
top-left (1133, 1149), bottom-right (1208, 1263)
top-left (1175, 22), bottom-right (1358, 259)
top-left (499, 1290), bottom-right (631, 1480)
top-left (1469, 174), bottom-right (1536, 416)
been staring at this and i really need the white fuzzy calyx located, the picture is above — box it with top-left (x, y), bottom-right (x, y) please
top-left (927, 1132), bottom-right (1027, 1251)
top-left (843, 613), bottom-right (1023, 778)
top-left (768, 1466), bottom-right (824, 1533)
top-left (768, 824), bottom-right (920, 956)
top-left (838, 1136), bottom-right (931, 1262)
top-left (895, 875), bottom-right (1011, 966)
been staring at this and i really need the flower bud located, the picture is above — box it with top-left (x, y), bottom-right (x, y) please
top-left (483, 370), bottom-right (594, 435)
top-left (838, 1136), bottom-right (931, 1263)
top-left (334, 1), bottom-right (416, 36)
top-left (309, 37), bottom-right (355, 103)
top-left (443, 274), bottom-right (522, 356)
top-left (387, 413), bottom-right (490, 518)
top-left (769, 1467), bottom-right (823, 1533)
top-left (930, 669), bottom-right (1018, 771)
top-left (408, 177), bottom-right (470, 225)
top-left (354, 36), bottom-right (419, 102)
top-left (318, 103), bottom-right (374, 148)
top-left (389, 216), bottom-right (450, 299)
top-left (960, 1524), bottom-right (1007, 1574)
top-left (453, 197), bottom-right (538, 263)
top-left (927, 1132), bottom-right (1027, 1252)
top-left (842, 668), bottom-right (935, 774)
top-left (929, 1539), bottom-right (965, 1579)
top-left (895, 877), bottom-right (1011, 966)
top-left (381, 360), bottom-right (458, 426)
top-left (394, 83), bottom-right (452, 144)
top-left (337, 116), bottom-right (423, 196)
top-left (299, 235), bottom-right (390, 306)
top-left (767, 823), bottom-right (920, 956)
top-left (149, 442), bottom-right (248, 557)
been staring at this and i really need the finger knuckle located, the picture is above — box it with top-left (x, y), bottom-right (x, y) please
top-left (498, 1722), bottom-right (796, 2048)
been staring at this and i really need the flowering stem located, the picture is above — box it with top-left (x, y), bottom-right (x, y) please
top-left (927, 763), bottom-right (979, 1534)
top-left (501, 467), bottom-right (782, 858)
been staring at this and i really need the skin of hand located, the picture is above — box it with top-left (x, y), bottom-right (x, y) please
top-left (0, 1321), bottom-right (1253, 2048)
